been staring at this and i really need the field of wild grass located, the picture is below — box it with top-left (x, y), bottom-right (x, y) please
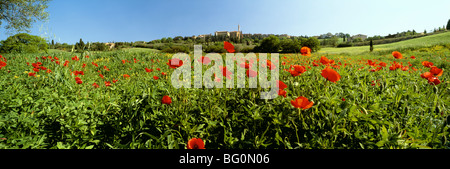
top-left (0, 45), bottom-right (449, 149)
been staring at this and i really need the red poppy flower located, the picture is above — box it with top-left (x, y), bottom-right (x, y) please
top-left (92, 62), bottom-right (98, 67)
top-left (278, 89), bottom-right (287, 98)
top-left (161, 72), bottom-right (167, 76)
top-left (161, 95), bottom-right (172, 105)
top-left (153, 76), bottom-right (159, 80)
top-left (239, 62), bottom-right (251, 69)
top-left (427, 76), bottom-right (441, 85)
top-left (72, 56), bottom-right (79, 61)
top-left (75, 77), bottom-right (82, 84)
top-left (167, 58), bottom-right (183, 69)
top-left (104, 66), bottom-right (110, 71)
top-left (63, 61), bottom-right (69, 67)
top-left (277, 80), bottom-right (288, 90)
top-left (421, 61), bottom-right (433, 68)
top-left (392, 51), bottom-right (403, 59)
top-left (92, 83), bottom-right (99, 88)
top-left (156, 68), bottom-right (161, 71)
top-left (46, 69), bottom-right (52, 73)
top-left (99, 74), bottom-right (104, 79)
top-left (187, 138), bottom-right (205, 149)
top-left (266, 60), bottom-right (276, 70)
top-left (113, 79), bottom-right (118, 83)
top-left (105, 81), bottom-right (111, 87)
top-left (246, 69), bottom-right (257, 78)
top-left (420, 72), bottom-right (433, 79)
top-left (319, 56), bottom-right (334, 65)
top-left (199, 56), bottom-right (211, 65)
top-left (28, 72), bottom-right (36, 77)
top-left (219, 66), bottom-right (233, 79)
top-left (430, 66), bottom-right (443, 77)
top-left (82, 63), bottom-right (86, 68)
top-left (33, 68), bottom-right (40, 72)
top-left (300, 46), bottom-right (311, 56)
top-left (123, 74), bottom-right (130, 78)
top-left (223, 41), bottom-right (235, 53)
top-left (410, 56), bottom-right (416, 59)
top-left (145, 68), bottom-right (153, 73)
top-left (321, 67), bottom-right (341, 83)
top-left (290, 96), bottom-right (314, 110)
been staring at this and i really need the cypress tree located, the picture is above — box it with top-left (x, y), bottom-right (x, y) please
top-left (369, 40), bottom-right (373, 52)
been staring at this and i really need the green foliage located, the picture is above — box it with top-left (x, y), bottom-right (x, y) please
top-left (0, 0), bottom-right (50, 34)
top-left (0, 48), bottom-right (448, 149)
top-left (0, 33), bottom-right (48, 53)
top-left (253, 35), bottom-right (281, 53)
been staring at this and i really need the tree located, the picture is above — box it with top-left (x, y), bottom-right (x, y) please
top-left (0, 33), bottom-right (48, 53)
top-left (447, 19), bottom-right (450, 30)
top-left (369, 40), bottom-right (373, 52)
top-left (253, 35), bottom-right (280, 53)
top-left (0, 0), bottom-right (51, 34)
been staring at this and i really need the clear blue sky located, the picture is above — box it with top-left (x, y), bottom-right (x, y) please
top-left (1, 0), bottom-right (449, 44)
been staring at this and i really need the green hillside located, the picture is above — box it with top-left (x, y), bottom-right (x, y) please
top-left (318, 31), bottom-right (450, 54)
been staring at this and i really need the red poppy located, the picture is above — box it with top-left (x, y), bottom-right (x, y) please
top-left (246, 69), bottom-right (257, 78)
top-left (167, 58), bottom-right (183, 69)
top-left (277, 80), bottom-right (288, 90)
top-left (278, 89), bottom-right (287, 98)
top-left (401, 66), bottom-right (409, 71)
top-left (104, 66), bottom-right (110, 71)
top-left (421, 61), bottom-right (433, 68)
top-left (82, 63), bottom-right (86, 68)
top-left (28, 72), bottom-right (36, 77)
top-left (224, 41), bottom-right (235, 53)
top-left (199, 56), bottom-right (211, 65)
top-left (123, 74), bottom-right (130, 78)
top-left (342, 98), bottom-right (346, 101)
top-left (430, 66), bottom-right (443, 77)
top-left (266, 60), bottom-right (276, 70)
top-left (161, 72), bottom-right (167, 76)
top-left (33, 68), bottom-right (40, 72)
top-left (99, 74), bottom-right (104, 79)
top-left (46, 69), bottom-right (52, 73)
top-left (319, 56), bottom-right (335, 65)
top-left (153, 76), bottom-right (159, 80)
top-left (420, 72), bottom-right (433, 79)
top-left (427, 76), bottom-right (441, 85)
top-left (105, 81), bottom-right (111, 87)
top-left (92, 62), bottom-right (98, 67)
top-left (75, 77), bottom-right (82, 84)
top-left (187, 138), bottom-right (205, 149)
top-left (72, 56), bottom-right (79, 61)
top-left (392, 51), bottom-right (403, 59)
top-left (321, 67), bottom-right (341, 83)
top-left (92, 83), bottom-right (99, 88)
top-left (219, 66), bottom-right (233, 79)
top-left (239, 62), bottom-right (251, 69)
top-left (300, 46), bottom-right (311, 56)
top-left (145, 68), bottom-right (153, 73)
top-left (290, 96), bottom-right (314, 110)
top-left (410, 56), bottom-right (416, 59)
top-left (161, 95), bottom-right (172, 105)
top-left (63, 61), bottom-right (69, 67)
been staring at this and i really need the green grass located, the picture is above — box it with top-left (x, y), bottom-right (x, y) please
top-left (319, 31), bottom-right (450, 54)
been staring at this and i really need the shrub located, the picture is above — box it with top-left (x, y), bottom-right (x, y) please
top-left (0, 33), bottom-right (48, 53)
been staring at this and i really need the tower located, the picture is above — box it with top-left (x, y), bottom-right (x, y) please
top-left (238, 24), bottom-right (240, 32)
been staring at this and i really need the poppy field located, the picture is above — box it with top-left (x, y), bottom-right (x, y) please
top-left (0, 44), bottom-right (449, 149)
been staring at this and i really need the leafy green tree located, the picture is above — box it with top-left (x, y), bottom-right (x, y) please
top-left (301, 37), bottom-right (321, 52)
top-left (0, 33), bottom-right (48, 53)
top-left (0, 0), bottom-right (51, 34)
top-left (254, 35), bottom-right (280, 53)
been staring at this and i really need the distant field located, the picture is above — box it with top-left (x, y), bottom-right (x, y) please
top-left (319, 31), bottom-right (450, 54)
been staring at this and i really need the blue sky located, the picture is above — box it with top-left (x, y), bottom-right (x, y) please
top-left (1, 0), bottom-right (449, 43)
